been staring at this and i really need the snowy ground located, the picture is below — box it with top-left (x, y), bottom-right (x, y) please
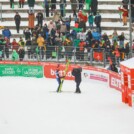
top-left (0, 77), bottom-right (134, 134)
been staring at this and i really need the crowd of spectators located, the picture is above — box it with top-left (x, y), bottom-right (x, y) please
top-left (0, 0), bottom-right (133, 72)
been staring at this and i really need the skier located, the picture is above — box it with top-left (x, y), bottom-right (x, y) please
top-left (72, 68), bottom-right (82, 93)
top-left (55, 64), bottom-right (65, 92)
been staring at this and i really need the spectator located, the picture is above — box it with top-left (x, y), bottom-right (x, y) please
top-left (78, 0), bottom-right (84, 10)
top-left (19, 0), bottom-right (25, 8)
top-left (112, 30), bottom-right (118, 43)
top-left (118, 32), bottom-right (125, 48)
top-left (11, 39), bottom-right (19, 52)
top-left (118, 7), bottom-right (128, 26)
top-left (79, 39), bottom-right (86, 60)
top-left (124, 42), bottom-right (130, 59)
top-left (44, 0), bottom-right (50, 17)
top-left (28, 11), bottom-right (35, 31)
top-left (2, 27), bottom-right (11, 39)
top-left (18, 46), bottom-right (25, 61)
top-left (11, 49), bottom-right (19, 61)
top-left (4, 37), bottom-right (11, 59)
top-left (107, 63), bottom-right (118, 73)
top-left (88, 12), bottom-right (94, 30)
top-left (36, 10), bottom-right (44, 27)
top-left (91, 0), bottom-right (98, 15)
top-left (51, 0), bottom-right (57, 16)
top-left (37, 34), bottom-right (45, 60)
top-left (53, 10), bottom-right (60, 26)
top-left (48, 20), bottom-right (56, 34)
top-left (10, 0), bottom-right (14, 8)
top-left (60, 22), bottom-right (67, 35)
top-left (94, 11), bottom-right (101, 33)
top-left (78, 19), bottom-right (86, 32)
top-left (92, 29), bottom-right (101, 41)
top-left (70, 0), bottom-right (77, 16)
top-left (27, 0), bottom-right (35, 13)
top-left (23, 28), bottom-right (31, 40)
top-left (14, 12), bottom-right (21, 33)
top-left (26, 38), bottom-right (32, 59)
top-left (18, 37), bottom-right (25, 48)
top-left (59, 0), bottom-right (66, 17)
top-left (122, 0), bottom-right (128, 10)
top-left (60, 15), bottom-right (71, 32)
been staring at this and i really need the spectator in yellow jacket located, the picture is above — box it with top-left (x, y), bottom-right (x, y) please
top-left (37, 34), bottom-right (44, 47)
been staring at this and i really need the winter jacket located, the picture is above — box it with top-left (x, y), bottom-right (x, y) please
top-left (28, 0), bottom-right (35, 7)
top-left (14, 14), bottom-right (21, 24)
top-left (88, 15), bottom-right (94, 24)
top-left (92, 31), bottom-right (101, 41)
top-left (78, 21), bottom-right (86, 32)
top-left (119, 7), bottom-right (128, 17)
top-left (72, 68), bottom-right (82, 83)
top-left (60, 24), bottom-right (67, 33)
top-left (11, 41), bottom-right (19, 51)
top-left (12, 50), bottom-right (19, 61)
top-left (2, 29), bottom-right (11, 38)
top-left (37, 36), bottom-right (45, 47)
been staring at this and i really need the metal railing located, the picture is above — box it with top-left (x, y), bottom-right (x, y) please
top-left (0, 45), bottom-right (132, 67)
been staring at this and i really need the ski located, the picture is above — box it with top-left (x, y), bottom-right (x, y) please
top-left (58, 60), bottom-right (70, 92)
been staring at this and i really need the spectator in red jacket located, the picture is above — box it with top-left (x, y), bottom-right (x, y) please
top-left (11, 39), bottom-right (19, 52)
top-left (119, 7), bottom-right (128, 26)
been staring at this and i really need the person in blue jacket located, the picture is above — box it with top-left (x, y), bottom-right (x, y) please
top-left (2, 28), bottom-right (11, 39)
top-left (92, 29), bottom-right (101, 41)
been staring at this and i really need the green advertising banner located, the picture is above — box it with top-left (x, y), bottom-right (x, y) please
top-left (0, 64), bottom-right (43, 78)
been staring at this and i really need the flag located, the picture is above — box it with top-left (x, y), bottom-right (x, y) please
top-left (93, 51), bottom-right (103, 61)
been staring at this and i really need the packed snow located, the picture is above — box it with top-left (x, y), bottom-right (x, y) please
top-left (0, 76), bottom-right (134, 134)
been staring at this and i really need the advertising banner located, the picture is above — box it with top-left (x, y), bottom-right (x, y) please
top-left (0, 64), bottom-right (43, 78)
top-left (44, 63), bottom-right (75, 80)
top-left (109, 71), bottom-right (121, 92)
